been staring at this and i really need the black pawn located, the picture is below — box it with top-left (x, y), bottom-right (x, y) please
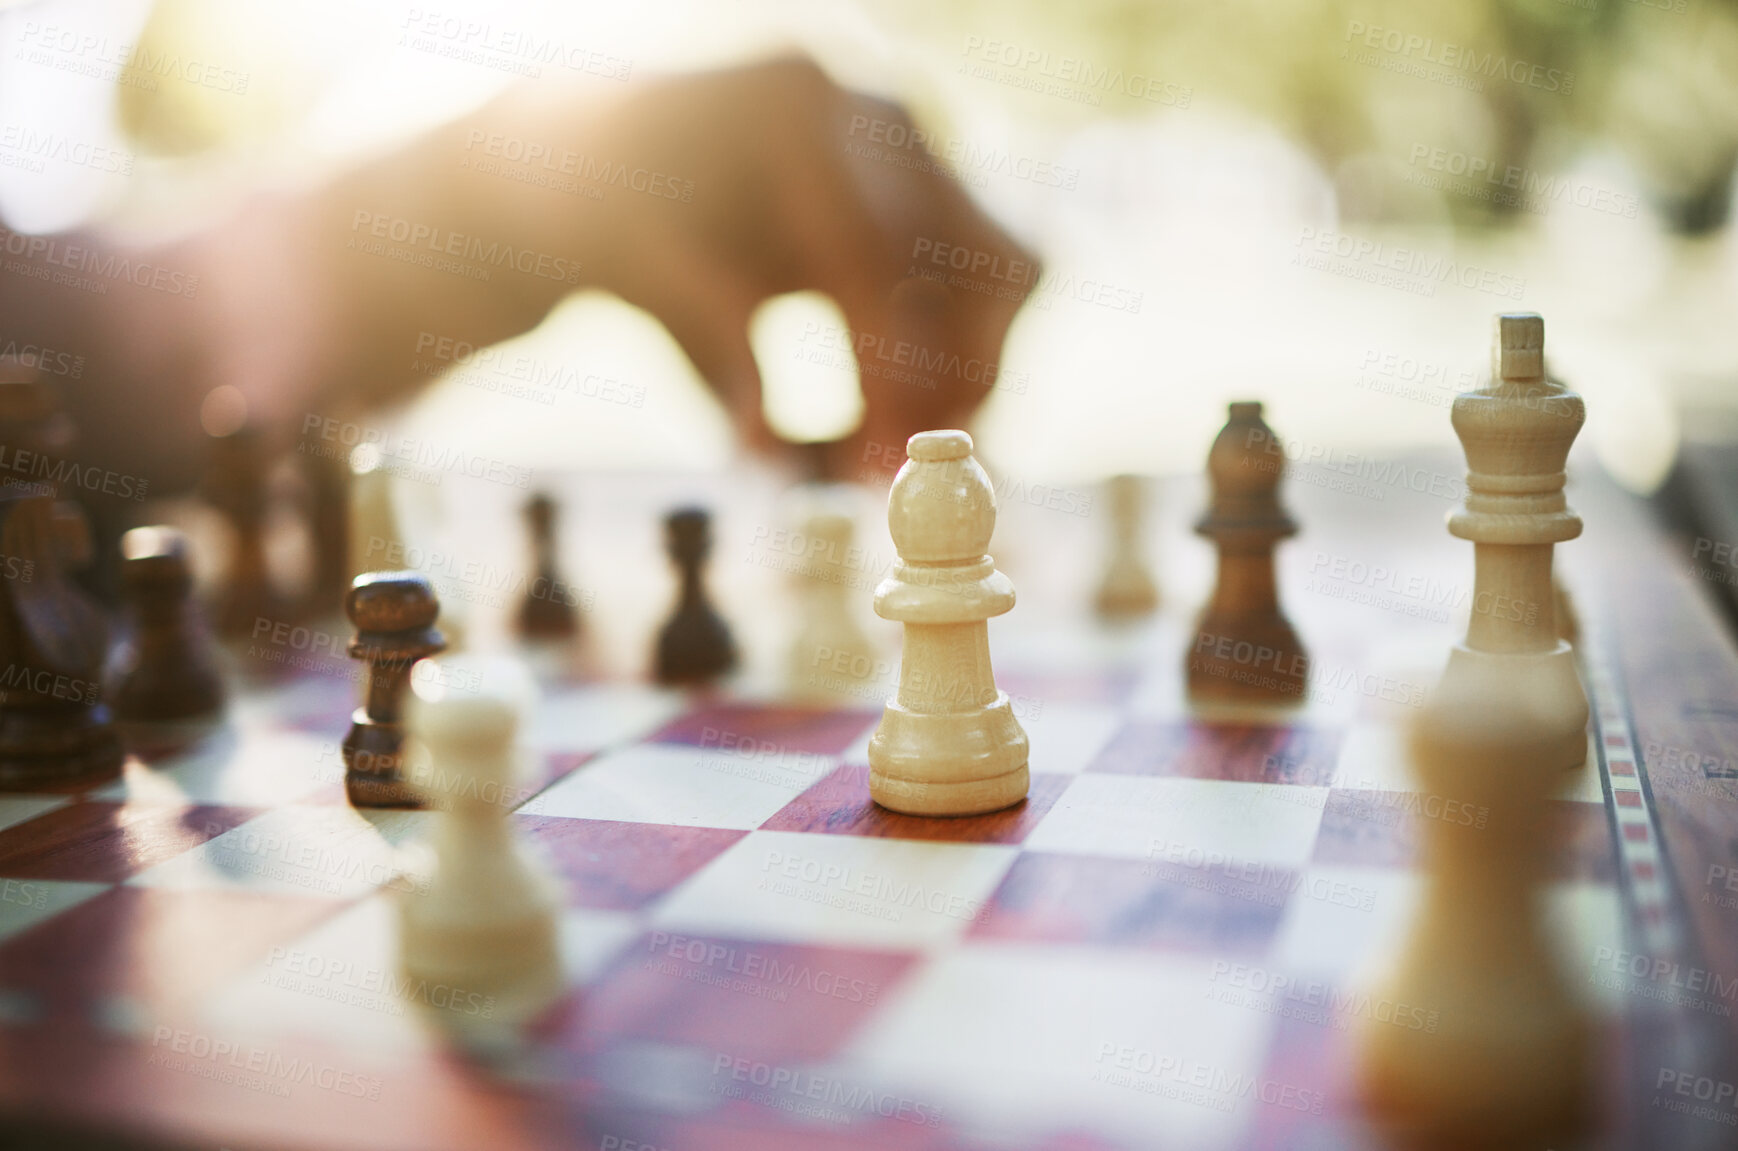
top-left (111, 527), bottom-right (225, 722)
top-left (204, 423), bottom-right (291, 636)
top-left (0, 489), bottom-right (124, 789)
top-left (654, 508), bottom-right (736, 685)
top-left (516, 494), bottom-right (580, 641)
top-left (342, 571), bottom-right (445, 807)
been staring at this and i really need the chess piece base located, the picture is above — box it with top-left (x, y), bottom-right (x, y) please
top-left (517, 595), bottom-right (579, 641)
top-left (400, 895), bottom-right (563, 1030)
top-left (870, 764), bottom-right (1029, 816)
top-left (655, 608), bottom-right (736, 685)
top-left (0, 705), bottom-right (125, 789)
top-left (868, 694), bottom-right (1029, 816)
top-left (1359, 976), bottom-right (1593, 1151)
top-left (1187, 613), bottom-right (1308, 707)
top-left (344, 716), bottom-right (423, 808)
top-left (1358, 818), bottom-right (1594, 1150)
top-left (1094, 565), bottom-right (1159, 620)
top-left (112, 657), bottom-right (225, 723)
top-left (1435, 642), bottom-right (1587, 769)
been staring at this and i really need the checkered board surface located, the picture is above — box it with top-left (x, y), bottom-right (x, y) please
top-left (0, 468), bottom-right (1731, 1151)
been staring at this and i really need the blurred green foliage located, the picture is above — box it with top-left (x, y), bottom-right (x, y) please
top-left (116, 0), bottom-right (1738, 231)
top-left (887, 0), bottom-right (1738, 230)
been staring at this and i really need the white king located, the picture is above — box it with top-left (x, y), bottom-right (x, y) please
top-left (1439, 311), bottom-right (1589, 769)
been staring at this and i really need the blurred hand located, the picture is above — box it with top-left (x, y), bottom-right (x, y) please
top-left (9, 57), bottom-right (1038, 498)
top-left (575, 57), bottom-right (1039, 480)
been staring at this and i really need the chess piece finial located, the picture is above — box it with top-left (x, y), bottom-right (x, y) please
top-left (110, 526), bottom-right (225, 723)
top-left (1095, 474), bottom-right (1159, 619)
top-left (400, 659), bottom-right (563, 1032)
top-left (342, 571), bottom-right (446, 807)
top-left (654, 507), bottom-right (736, 685)
top-left (0, 489), bottom-right (123, 789)
top-left (1492, 310), bottom-right (1544, 382)
top-left (516, 493), bottom-right (580, 641)
top-left (1440, 312), bottom-right (1588, 768)
top-left (1186, 402), bottom-right (1308, 707)
top-left (867, 430), bottom-right (1028, 815)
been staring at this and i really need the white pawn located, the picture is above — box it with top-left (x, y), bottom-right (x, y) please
top-left (399, 659), bottom-right (562, 1032)
top-left (788, 490), bottom-right (879, 703)
top-left (868, 431), bottom-right (1028, 815)
top-left (1359, 660), bottom-right (1593, 1148)
top-left (1094, 474), bottom-right (1159, 619)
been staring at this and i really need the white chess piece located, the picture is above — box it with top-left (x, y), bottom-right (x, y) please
top-left (1436, 313), bottom-right (1587, 769)
top-left (348, 444), bottom-right (403, 581)
top-left (1359, 659), bottom-right (1593, 1149)
top-left (788, 489), bottom-right (879, 703)
top-left (399, 658), bottom-right (561, 1031)
top-left (351, 444), bottom-right (468, 650)
top-left (868, 431), bottom-right (1029, 815)
top-left (1095, 474), bottom-right (1159, 619)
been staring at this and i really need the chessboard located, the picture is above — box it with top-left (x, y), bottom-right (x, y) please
top-left (0, 454), bottom-right (1734, 1151)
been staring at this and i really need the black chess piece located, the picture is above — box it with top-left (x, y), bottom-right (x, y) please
top-left (301, 440), bottom-right (352, 620)
top-left (654, 508), bottom-right (736, 685)
top-left (1186, 401), bottom-right (1309, 706)
top-left (0, 376), bottom-right (123, 603)
top-left (110, 527), bottom-right (226, 722)
top-left (516, 494), bottom-right (580, 641)
top-left (203, 423), bottom-right (292, 636)
top-left (0, 489), bottom-right (125, 789)
top-left (342, 571), bottom-right (446, 807)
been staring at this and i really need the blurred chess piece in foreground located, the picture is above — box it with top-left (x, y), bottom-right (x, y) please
top-left (399, 658), bottom-right (564, 1037)
top-left (1358, 657), bottom-right (1594, 1150)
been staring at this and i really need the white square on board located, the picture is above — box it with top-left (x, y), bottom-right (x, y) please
top-left (523, 684), bottom-right (687, 756)
top-left (843, 943), bottom-right (1270, 1151)
top-left (1332, 721), bottom-right (1416, 793)
top-left (651, 829), bottom-right (1017, 950)
top-left (1022, 702), bottom-right (1123, 775)
top-left (127, 805), bottom-right (430, 898)
top-left (520, 743), bottom-right (828, 830)
top-left (1026, 775), bottom-right (1327, 870)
